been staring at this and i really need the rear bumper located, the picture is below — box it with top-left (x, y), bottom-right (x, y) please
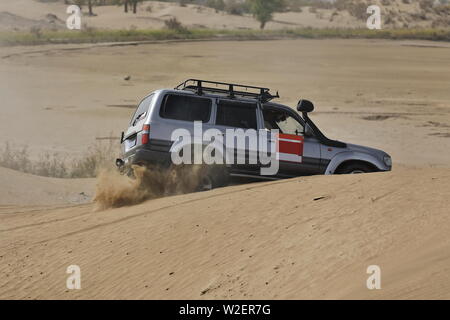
top-left (118, 148), bottom-right (172, 170)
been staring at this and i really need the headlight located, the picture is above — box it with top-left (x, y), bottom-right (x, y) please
top-left (383, 155), bottom-right (392, 167)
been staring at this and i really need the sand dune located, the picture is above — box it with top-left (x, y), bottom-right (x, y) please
top-left (0, 167), bottom-right (449, 299)
top-left (0, 167), bottom-right (94, 206)
top-left (1, 0), bottom-right (448, 32)
top-left (0, 11), bottom-right (65, 31)
top-left (1, 0), bottom-right (344, 31)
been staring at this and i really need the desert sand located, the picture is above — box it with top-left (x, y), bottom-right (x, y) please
top-left (1, 167), bottom-right (449, 299)
top-left (1, 36), bottom-right (450, 299)
top-left (0, 167), bottom-right (94, 206)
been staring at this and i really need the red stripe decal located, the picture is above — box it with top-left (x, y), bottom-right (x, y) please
top-left (277, 134), bottom-right (304, 155)
top-left (279, 141), bottom-right (302, 154)
top-left (279, 133), bottom-right (303, 141)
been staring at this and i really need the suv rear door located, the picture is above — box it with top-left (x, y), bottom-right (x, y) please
top-left (123, 94), bottom-right (154, 154)
top-left (156, 93), bottom-right (213, 162)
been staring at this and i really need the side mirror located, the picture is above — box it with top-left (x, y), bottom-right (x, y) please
top-left (297, 99), bottom-right (314, 113)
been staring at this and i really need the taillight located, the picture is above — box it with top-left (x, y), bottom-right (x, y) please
top-left (142, 124), bottom-right (150, 145)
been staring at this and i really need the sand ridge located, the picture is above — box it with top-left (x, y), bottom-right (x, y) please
top-left (0, 167), bottom-right (94, 206)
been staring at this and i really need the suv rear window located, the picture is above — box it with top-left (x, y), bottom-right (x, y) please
top-left (216, 100), bottom-right (258, 129)
top-left (160, 94), bottom-right (212, 122)
top-left (131, 94), bottom-right (153, 126)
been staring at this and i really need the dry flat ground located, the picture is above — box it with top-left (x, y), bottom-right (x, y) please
top-left (1, 39), bottom-right (450, 165)
top-left (1, 38), bottom-right (450, 299)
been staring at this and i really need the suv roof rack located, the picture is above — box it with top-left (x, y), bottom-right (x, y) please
top-left (175, 79), bottom-right (280, 103)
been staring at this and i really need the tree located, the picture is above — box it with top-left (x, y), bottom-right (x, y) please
top-left (73, 0), bottom-right (96, 16)
top-left (123, 0), bottom-right (141, 14)
top-left (87, 0), bottom-right (94, 16)
top-left (131, 0), bottom-right (139, 14)
top-left (248, 0), bottom-right (284, 29)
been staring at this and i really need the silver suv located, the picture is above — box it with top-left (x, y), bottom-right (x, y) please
top-left (116, 79), bottom-right (392, 187)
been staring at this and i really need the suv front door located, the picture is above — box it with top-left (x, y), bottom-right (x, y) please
top-left (263, 107), bottom-right (321, 177)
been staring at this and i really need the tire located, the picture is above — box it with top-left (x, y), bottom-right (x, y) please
top-left (209, 165), bottom-right (230, 188)
top-left (198, 165), bottom-right (230, 191)
top-left (336, 162), bottom-right (375, 175)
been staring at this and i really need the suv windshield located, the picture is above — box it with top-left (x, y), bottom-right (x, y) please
top-left (131, 94), bottom-right (154, 126)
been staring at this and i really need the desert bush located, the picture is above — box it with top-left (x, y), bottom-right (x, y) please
top-left (69, 140), bottom-right (118, 178)
top-left (329, 10), bottom-right (338, 22)
top-left (433, 3), bottom-right (450, 16)
top-left (419, 0), bottom-right (433, 9)
top-left (206, 0), bottom-right (226, 12)
top-left (0, 139), bottom-right (119, 178)
top-left (347, 1), bottom-right (368, 20)
top-left (225, 0), bottom-right (250, 15)
top-left (0, 143), bottom-right (32, 173)
top-left (30, 26), bottom-right (42, 38)
top-left (432, 17), bottom-right (450, 27)
top-left (164, 17), bottom-right (187, 32)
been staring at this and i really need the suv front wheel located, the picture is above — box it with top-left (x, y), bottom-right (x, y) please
top-left (336, 162), bottom-right (375, 174)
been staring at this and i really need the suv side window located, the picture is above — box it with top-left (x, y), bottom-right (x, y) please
top-left (131, 94), bottom-right (153, 125)
top-left (160, 94), bottom-right (212, 122)
top-left (263, 108), bottom-right (304, 135)
top-left (216, 100), bottom-right (258, 129)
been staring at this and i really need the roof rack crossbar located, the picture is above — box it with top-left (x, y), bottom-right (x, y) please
top-left (175, 79), bottom-right (279, 102)
top-left (196, 80), bottom-right (202, 96)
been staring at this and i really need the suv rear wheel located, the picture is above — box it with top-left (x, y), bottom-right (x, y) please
top-left (197, 165), bottom-right (229, 191)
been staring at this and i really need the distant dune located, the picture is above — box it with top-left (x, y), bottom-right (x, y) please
top-left (0, 11), bottom-right (66, 31)
top-left (0, 167), bottom-right (94, 206)
top-left (0, 0), bottom-right (449, 32)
